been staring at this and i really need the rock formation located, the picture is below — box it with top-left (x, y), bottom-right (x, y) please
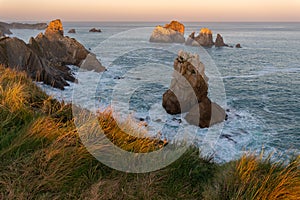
top-left (164, 21), bottom-right (185, 35)
top-left (89, 28), bottom-right (101, 32)
top-left (0, 19), bottom-right (106, 90)
top-left (149, 21), bottom-right (185, 43)
top-left (0, 30), bottom-right (4, 38)
top-left (0, 37), bottom-right (74, 89)
top-left (236, 43), bottom-right (242, 48)
top-left (215, 34), bottom-right (228, 47)
top-left (185, 28), bottom-right (214, 47)
top-left (162, 51), bottom-right (226, 128)
top-left (68, 29), bottom-right (76, 33)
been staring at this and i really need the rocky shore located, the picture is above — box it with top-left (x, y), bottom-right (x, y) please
top-left (0, 19), bottom-right (105, 90)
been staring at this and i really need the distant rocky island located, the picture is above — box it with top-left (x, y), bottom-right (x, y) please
top-left (0, 19), bottom-right (105, 90)
top-left (0, 21), bottom-right (47, 35)
top-left (150, 20), bottom-right (241, 48)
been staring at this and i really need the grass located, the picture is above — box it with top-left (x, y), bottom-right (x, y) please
top-left (0, 65), bottom-right (299, 199)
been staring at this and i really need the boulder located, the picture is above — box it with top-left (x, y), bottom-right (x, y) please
top-left (149, 21), bottom-right (185, 43)
top-left (236, 43), bottom-right (242, 48)
top-left (215, 33), bottom-right (228, 47)
top-left (89, 28), bottom-right (101, 32)
top-left (68, 29), bottom-right (76, 33)
top-left (162, 50), bottom-right (226, 128)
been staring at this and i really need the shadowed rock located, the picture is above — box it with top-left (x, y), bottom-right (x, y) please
top-left (68, 29), bottom-right (76, 33)
top-left (0, 19), bottom-right (106, 90)
top-left (185, 28), bottom-right (214, 47)
top-left (150, 21), bottom-right (185, 43)
top-left (162, 50), bottom-right (226, 128)
top-left (236, 43), bottom-right (242, 48)
top-left (215, 34), bottom-right (228, 47)
top-left (89, 28), bottom-right (101, 32)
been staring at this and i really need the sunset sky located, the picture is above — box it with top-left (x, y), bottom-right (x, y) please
top-left (0, 0), bottom-right (299, 22)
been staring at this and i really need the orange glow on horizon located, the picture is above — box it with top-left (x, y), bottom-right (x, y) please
top-left (0, 0), bottom-right (299, 22)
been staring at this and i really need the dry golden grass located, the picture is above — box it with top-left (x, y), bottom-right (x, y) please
top-left (203, 152), bottom-right (300, 200)
top-left (0, 64), bottom-right (299, 199)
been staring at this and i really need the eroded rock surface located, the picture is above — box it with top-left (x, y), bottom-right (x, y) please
top-left (162, 51), bottom-right (226, 128)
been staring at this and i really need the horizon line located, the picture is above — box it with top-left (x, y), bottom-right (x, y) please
top-left (1, 19), bottom-right (300, 23)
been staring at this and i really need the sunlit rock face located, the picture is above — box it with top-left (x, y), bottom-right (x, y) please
top-left (150, 21), bottom-right (185, 43)
top-left (45, 19), bottom-right (64, 38)
top-left (31, 19), bottom-right (105, 72)
top-left (215, 33), bottom-right (228, 47)
top-left (162, 51), bottom-right (226, 128)
top-left (164, 21), bottom-right (185, 35)
top-left (185, 28), bottom-right (214, 47)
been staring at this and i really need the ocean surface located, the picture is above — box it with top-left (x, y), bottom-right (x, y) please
top-left (11, 22), bottom-right (300, 162)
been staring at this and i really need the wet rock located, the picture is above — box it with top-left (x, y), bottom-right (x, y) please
top-left (68, 29), bottom-right (76, 33)
top-left (215, 33), bottom-right (228, 47)
top-left (162, 50), bottom-right (226, 128)
top-left (79, 53), bottom-right (106, 72)
top-left (236, 43), bottom-right (242, 48)
top-left (89, 28), bottom-right (101, 32)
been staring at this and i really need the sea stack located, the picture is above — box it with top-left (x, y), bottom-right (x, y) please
top-left (162, 51), bottom-right (226, 128)
top-left (215, 34), bottom-right (228, 47)
top-left (185, 28), bottom-right (214, 47)
top-left (149, 20), bottom-right (185, 43)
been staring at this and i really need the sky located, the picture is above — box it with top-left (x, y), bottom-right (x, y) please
top-left (0, 0), bottom-right (300, 22)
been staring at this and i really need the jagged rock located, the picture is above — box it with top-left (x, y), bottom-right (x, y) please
top-left (164, 21), bottom-right (185, 35)
top-left (185, 32), bottom-right (200, 46)
top-left (149, 21), bottom-right (185, 43)
top-left (236, 43), bottom-right (242, 48)
top-left (215, 34), bottom-right (228, 47)
top-left (45, 19), bottom-right (64, 38)
top-left (0, 37), bottom-right (74, 90)
top-left (89, 28), bottom-right (101, 32)
top-left (0, 30), bottom-right (4, 38)
top-left (162, 50), bottom-right (225, 128)
top-left (185, 28), bottom-right (214, 47)
top-left (0, 19), bottom-right (106, 90)
top-left (80, 53), bottom-right (106, 72)
top-left (68, 29), bottom-right (76, 33)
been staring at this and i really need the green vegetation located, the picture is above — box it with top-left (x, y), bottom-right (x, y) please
top-left (0, 65), bottom-right (299, 199)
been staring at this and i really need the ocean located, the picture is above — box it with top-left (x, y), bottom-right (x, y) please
top-left (11, 22), bottom-right (300, 162)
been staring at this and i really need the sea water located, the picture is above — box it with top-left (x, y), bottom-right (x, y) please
top-left (11, 22), bottom-right (300, 162)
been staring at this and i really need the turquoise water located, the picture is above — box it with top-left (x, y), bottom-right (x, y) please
top-left (12, 22), bottom-right (300, 162)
